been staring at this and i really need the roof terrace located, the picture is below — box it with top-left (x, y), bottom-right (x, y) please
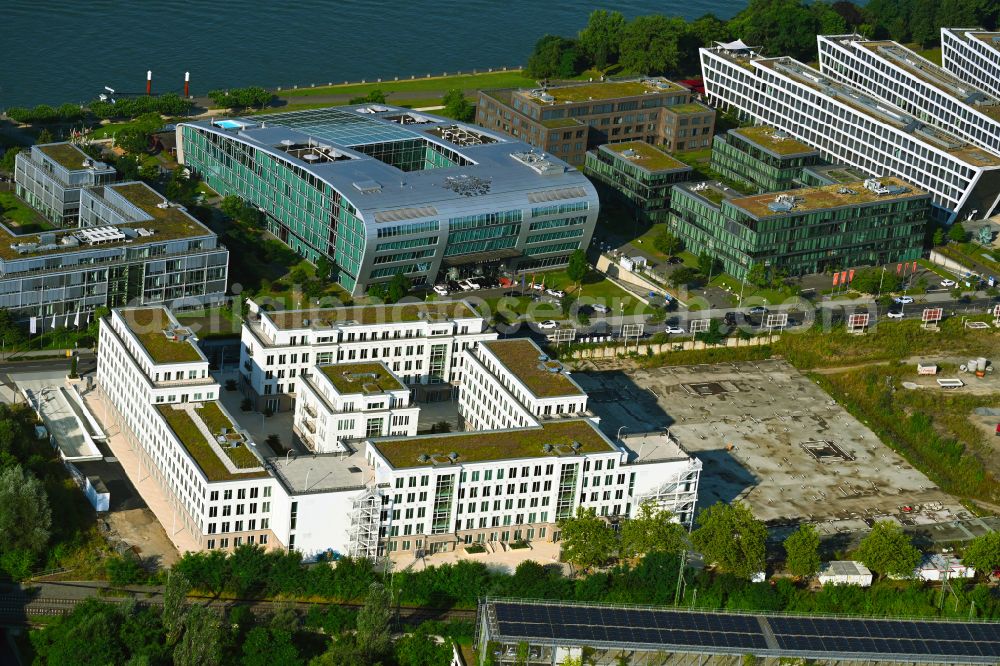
top-left (319, 362), bottom-right (404, 395)
top-left (371, 419), bottom-right (615, 468)
top-left (602, 141), bottom-right (690, 173)
top-left (121, 307), bottom-right (204, 364)
top-left (481, 339), bottom-right (583, 398)
top-left (728, 176), bottom-right (927, 218)
top-left (521, 78), bottom-right (683, 105)
top-left (157, 403), bottom-right (268, 482)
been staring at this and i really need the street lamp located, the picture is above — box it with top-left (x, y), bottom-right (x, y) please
top-left (616, 425), bottom-right (629, 443)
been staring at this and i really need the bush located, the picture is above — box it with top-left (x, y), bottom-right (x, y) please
top-left (106, 556), bottom-right (146, 585)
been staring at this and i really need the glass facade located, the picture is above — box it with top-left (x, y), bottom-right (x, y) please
top-left (710, 132), bottom-right (822, 194)
top-left (668, 185), bottom-right (930, 279)
top-left (584, 146), bottom-right (692, 224)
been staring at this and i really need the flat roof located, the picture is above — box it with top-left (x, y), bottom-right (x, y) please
top-left (371, 419), bottom-right (615, 468)
top-left (675, 181), bottom-right (736, 207)
top-left (540, 117), bottom-right (584, 129)
top-left (533, 78), bottom-right (684, 104)
top-left (601, 141), bottom-right (690, 173)
top-left (180, 105), bottom-right (596, 220)
top-left (483, 598), bottom-right (1000, 664)
top-left (319, 362), bottom-right (404, 395)
top-left (263, 300), bottom-right (480, 330)
top-left (37, 142), bottom-right (90, 171)
top-left (120, 307), bottom-right (204, 364)
top-left (0, 182), bottom-right (215, 262)
top-left (750, 57), bottom-right (1000, 167)
top-left (620, 432), bottom-right (692, 464)
top-left (728, 177), bottom-right (927, 218)
top-left (969, 30), bottom-right (1000, 49)
top-left (666, 102), bottom-right (712, 115)
top-left (481, 339), bottom-right (584, 398)
top-left (820, 560), bottom-right (872, 576)
top-left (802, 164), bottom-right (870, 184)
top-left (732, 126), bottom-right (818, 157)
top-left (271, 447), bottom-right (369, 493)
top-left (156, 404), bottom-right (268, 482)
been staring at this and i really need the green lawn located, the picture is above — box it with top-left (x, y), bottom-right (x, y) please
top-left (479, 269), bottom-right (652, 321)
top-left (0, 191), bottom-right (54, 231)
top-left (709, 273), bottom-right (792, 306)
top-left (283, 70), bottom-right (537, 98)
top-left (915, 46), bottom-right (942, 65)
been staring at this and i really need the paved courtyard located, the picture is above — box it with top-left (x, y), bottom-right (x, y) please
top-left (573, 360), bottom-right (973, 537)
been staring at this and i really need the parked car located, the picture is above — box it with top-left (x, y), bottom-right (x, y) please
top-left (893, 296), bottom-right (913, 304)
top-left (530, 283), bottom-right (544, 291)
top-left (592, 304), bottom-right (610, 314)
top-left (940, 279), bottom-right (956, 287)
top-left (724, 312), bottom-right (739, 326)
top-left (433, 284), bottom-right (449, 296)
top-left (537, 320), bottom-right (559, 330)
top-left (546, 288), bottom-right (566, 298)
top-left (747, 306), bottom-right (769, 314)
top-left (457, 280), bottom-right (474, 291)
top-left (666, 256), bottom-right (684, 265)
top-left (665, 326), bottom-right (686, 335)
top-left (886, 309), bottom-right (905, 319)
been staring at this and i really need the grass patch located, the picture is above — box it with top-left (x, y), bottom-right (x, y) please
top-left (320, 362), bottom-right (404, 394)
top-left (175, 306), bottom-right (242, 338)
top-left (915, 46), bottom-right (942, 65)
top-left (709, 273), bottom-right (795, 306)
top-left (483, 339), bottom-right (583, 397)
top-left (0, 191), bottom-right (54, 231)
top-left (157, 404), bottom-right (267, 481)
top-left (121, 307), bottom-right (203, 364)
top-left (283, 70), bottom-right (537, 98)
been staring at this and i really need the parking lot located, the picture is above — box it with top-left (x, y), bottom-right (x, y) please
top-left (573, 359), bottom-right (973, 537)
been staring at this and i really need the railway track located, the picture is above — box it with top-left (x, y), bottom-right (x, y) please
top-left (0, 584), bottom-right (476, 625)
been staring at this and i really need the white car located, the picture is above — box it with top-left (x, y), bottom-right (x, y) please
top-left (546, 288), bottom-right (566, 298)
top-left (592, 304), bottom-right (610, 314)
top-left (665, 326), bottom-right (685, 335)
top-left (530, 283), bottom-right (544, 291)
top-left (886, 310), bottom-right (904, 319)
top-left (893, 296), bottom-right (913, 304)
top-left (940, 279), bottom-right (956, 287)
top-left (433, 285), bottom-right (449, 296)
top-left (537, 319), bottom-right (559, 330)
top-left (466, 279), bottom-right (483, 290)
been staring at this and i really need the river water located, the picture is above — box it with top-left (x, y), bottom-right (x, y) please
top-left (2, 0), bottom-right (750, 107)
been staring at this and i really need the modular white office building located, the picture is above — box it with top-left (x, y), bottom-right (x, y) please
top-left (941, 28), bottom-right (1000, 99)
top-left (700, 42), bottom-right (1000, 222)
top-left (818, 34), bottom-right (1000, 157)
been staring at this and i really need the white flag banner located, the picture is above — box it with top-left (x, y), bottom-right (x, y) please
top-left (50, 314), bottom-right (56, 330)
top-left (29, 317), bottom-right (37, 334)
top-left (64, 313), bottom-right (71, 328)
top-left (73, 310), bottom-right (80, 328)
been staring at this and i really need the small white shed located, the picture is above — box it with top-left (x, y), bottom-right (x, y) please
top-left (915, 554), bottom-right (975, 581)
top-left (620, 255), bottom-right (648, 272)
top-left (818, 560), bottom-right (873, 587)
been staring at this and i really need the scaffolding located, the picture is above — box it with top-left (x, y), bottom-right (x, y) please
top-left (635, 463), bottom-right (700, 528)
top-left (347, 486), bottom-right (382, 560)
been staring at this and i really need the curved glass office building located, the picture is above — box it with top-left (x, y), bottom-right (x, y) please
top-left (177, 106), bottom-right (598, 294)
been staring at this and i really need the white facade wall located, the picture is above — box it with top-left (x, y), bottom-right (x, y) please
top-left (700, 47), bottom-right (1000, 222)
top-left (818, 35), bottom-right (1000, 156)
top-left (942, 28), bottom-right (1000, 99)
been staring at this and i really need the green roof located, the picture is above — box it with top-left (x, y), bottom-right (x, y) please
top-left (603, 141), bottom-right (690, 173)
top-left (541, 117), bottom-right (583, 129)
top-left (157, 404), bottom-right (268, 482)
top-left (733, 126), bottom-right (817, 157)
top-left (665, 103), bottom-right (712, 115)
top-left (728, 176), bottom-right (927, 218)
top-left (482, 339), bottom-right (583, 398)
top-left (267, 301), bottom-right (479, 329)
top-left (37, 143), bottom-right (90, 171)
top-left (372, 419), bottom-right (615, 468)
top-left (320, 362), bottom-right (404, 395)
top-left (529, 78), bottom-right (683, 104)
top-left (121, 307), bottom-right (203, 364)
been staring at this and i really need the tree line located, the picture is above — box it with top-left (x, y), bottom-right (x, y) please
top-left (525, 0), bottom-right (999, 80)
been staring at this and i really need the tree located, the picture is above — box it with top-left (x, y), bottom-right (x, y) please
top-left (443, 89), bottom-right (475, 122)
top-left (932, 227), bottom-right (945, 246)
top-left (620, 501), bottom-right (687, 560)
top-left (620, 15), bottom-right (687, 75)
top-left (578, 10), bottom-right (626, 69)
top-left (697, 252), bottom-right (720, 278)
top-left (668, 267), bottom-right (700, 288)
top-left (0, 308), bottom-right (27, 348)
top-left (855, 520), bottom-right (921, 578)
top-left (948, 222), bottom-right (967, 243)
top-left (395, 626), bottom-right (453, 666)
top-left (566, 249), bottom-right (589, 286)
top-left (783, 524), bottom-right (821, 578)
top-left (0, 464), bottom-right (51, 554)
top-left (961, 531), bottom-right (1000, 574)
top-left (695, 319), bottom-right (725, 344)
top-left (690, 501), bottom-right (767, 580)
top-left (0, 146), bottom-right (21, 173)
top-left (526, 35), bottom-right (584, 80)
top-left (385, 272), bottom-right (412, 304)
top-left (162, 570), bottom-right (191, 645)
top-left (106, 556), bottom-right (145, 585)
top-left (172, 605), bottom-right (223, 666)
top-left (315, 256), bottom-right (333, 283)
top-left (165, 167), bottom-right (199, 207)
top-left (355, 582), bottom-right (393, 664)
top-left (37, 129), bottom-right (55, 144)
top-left (653, 229), bottom-right (682, 257)
top-left (746, 263), bottom-right (769, 288)
top-left (242, 626), bottom-right (299, 666)
top-left (349, 89), bottom-right (388, 105)
top-left (207, 86), bottom-right (272, 110)
top-left (849, 267), bottom-right (900, 295)
top-left (558, 507), bottom-right (617, 570)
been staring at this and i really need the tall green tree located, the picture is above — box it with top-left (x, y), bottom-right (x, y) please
top-left (566, 249), bottom-right (589, 286)
top-left (948, 222), bottom-right (967, 243)
top-left (443, 89), bottom-right (475, 122)
top-left (0, 146), bottom-right (22, 173)
top-left (162, 570), bottom-right (191, 645)
top-left (620, 15), bottom-right (687, 75)
top-left (526, 35), bottom-right (584, 80)
top-left (241, 626), bottom-right (299, 666)
top-left (855, 520), bottom-right (922, 578)
top-left (783, 524), bottom-right (821, 578)
top-left (729, 0), bottom-right (822, 61)
top-left (559, 507), bottom-right (618, 570)
top-left (578, 10), bottom-right (627, 69)
top-left (172, 605), bottom-right (223, 666)
top-left (356, 582), bottom-right (394, 665)
top-left (620, 501), bottom-right (687, 560)
top-left (960, 531), bottom-right (1000, 575)
top-left (395, 626), bottom-right (454, 666)
top-left (690, 501), bottom-right (767, 580)
top-left (0, 464), bottom-right (51, 554)
top-left (653, 229), bottom-right (683, 257)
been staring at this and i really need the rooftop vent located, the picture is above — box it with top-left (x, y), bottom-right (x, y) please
top-left (837, 187), bottom-right (857, 195)
top-left (417, 454), bottom-right (430, 463)
top-left (766, 193), bottom-right (797, 213)
top-left (447, 452), bottom-right (459, 462)
top-left (353, 180), bottom-right (383, 194)
top-left (621, 149), bottom-right (638, 158)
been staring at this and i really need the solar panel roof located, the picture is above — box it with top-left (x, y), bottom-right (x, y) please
top-left (486, 600), bottom-right (1000, 663)
top-left (243, 107), bottom-right (420, 147)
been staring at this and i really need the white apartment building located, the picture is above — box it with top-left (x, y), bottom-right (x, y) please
top-left (239, 299), bottom-right (497, 412)
top-left (818, 34), bottom-right (1000, 157)
top-left (459, 338), bottom-right (589, 431)
top-left (941, 28), bottom-right (1000, 99)
top-left (700, 42), bottom-right (1000, 223)
top-left (293, 360), bottom-right (420, 453)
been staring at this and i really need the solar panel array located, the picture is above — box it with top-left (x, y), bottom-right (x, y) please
top-left (489, 601), bottom-right (1000, 663)
top-left (770, 616), bottom-right (1000, 661)
top-left (493, 603), bottom-right (768, 651)
top-left (246, 108), bottom-right (421, 147)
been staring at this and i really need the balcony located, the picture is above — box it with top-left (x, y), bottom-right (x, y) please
top-left (303, 403), bottom-right (317, 418)
top-left (302, 419), bottom-right (316, 434)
